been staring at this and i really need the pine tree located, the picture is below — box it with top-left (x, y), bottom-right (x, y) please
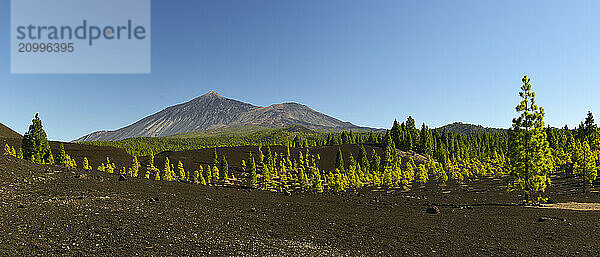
top-left (97, 163), bottom-right (105, 172)
top-left (507, 76), bottom-right (553, 203)
top-left (130, 156), bottom-right (140, 177)
top-left (105, 157), bottom-right (114, 173)
top-left (55, 143), bottom-right (67, 166)
top-left (149, 152), bottom-right (155, 170)
top-left (312, 167), bottom-right (324, 193)
top-left (3, 144), bottom-right (10, 156)
top-left (573, 140), bottom-right (597, 192)
top-left (163, 157), bottom-right (172, 181)
top-left (358, 145), bottom-right (370, 173)
top-left (370, 150), bottom-right (380, 173)
top-left (220, 155), bottom-right (229, 182)
top-left (21, 113), bottom-right (53, 164)
top-left (177, 161), bottom-right (185, 179)
top-left (416, 164), bottom-right (428, 184)
top-left (335, 148), bottom-right (345, 172)
top-left (212, 166), bottom-right (220, 183)
top-left (192, 169), bottom-right (199, 183)
top-left (154, 169), bottom-right (161, 181)
top-left (248, 153), bottom-right (258, 187)
top-left (82, 157), bottom-right (91, 170)
top-left (16, 148), bottom-right (23, 159)
top-left (212, 148), bottom-right (219, 166)
top-left (241, 159), bottom-right (246, 171)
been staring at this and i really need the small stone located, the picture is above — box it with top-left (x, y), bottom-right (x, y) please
top-left (426, 205), bottom-right (440, 214)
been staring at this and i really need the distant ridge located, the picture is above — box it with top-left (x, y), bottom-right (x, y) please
top-left (74, 91), bottom-right (372, 142)
top-left (435, 122), bottom-right (505, 135)
top-left (0, 123), bottom-right (21, 139)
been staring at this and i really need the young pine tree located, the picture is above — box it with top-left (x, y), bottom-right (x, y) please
top-left (16, 148), bottom-right (23, 159)
top-left (248, 154), bottom-right (258, 187)
top-left (177, 161), bottom-right (185, 179)
top-left (507, 76), bottom-right (554, 203)
top-left (212, 166), bottom-right (220, 183)
top-left (3, 144), bottom-right (10, 156)
top-left (163, 157), bottom-right (172, 181)
top-left (82, 157), bottom-right (91, 170)
top-left (220, 155), bottom-right (229, 182)
top-left (55, 143), bottom-right (68, 166)
top-left (335, 148), bottom-right (345, 173)
top-left (21, 113), bottom-right (53, 164)
top-left (573, 140), bottom-right (597, 192)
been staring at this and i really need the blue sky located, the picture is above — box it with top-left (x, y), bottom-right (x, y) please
top-left (1, 0), bottom-right (599, 141)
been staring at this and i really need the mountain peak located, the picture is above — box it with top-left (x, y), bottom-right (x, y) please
top-left (73, 92), bottom-right (369, 142)
top-left (202, 91), bottom-right (222, 98)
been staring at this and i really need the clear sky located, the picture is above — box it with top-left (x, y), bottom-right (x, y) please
top-left (1, 0), bottom-right (599, 141)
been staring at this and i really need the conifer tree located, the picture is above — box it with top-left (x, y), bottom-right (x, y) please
top-left (105, 157), bottom-right (114, 173)
top-left (130, 156), bottom-right (140, 177)
top-left (149, 152), bottom-right (155, 170)
top-left (10, 146), bottom-right (16, 157)
top-left (144, 169), bottom-right (151, 179)
top-left (358, 145), bottom-right (370, 173)
top-left (82, 157), bottom-right (91, 170)
top-left (154, 169), bottom-right (161, 181)
top-left (163, 157), bottom-right (172, 181)
top-left (220, 155), bottom-right (229, 181)
top-left (98, 163), bottom-right (106, 172)
top-left (192, 169), bottom-right (200, 184)
top-left (241, 159), bottom-right (246, 171)
top-left (55, 143), bottom-right (68, 166)
top-left (573, 140), bottom-right (597, 192)
top-left (212, 166), bottom-right (220, 183)
top-left (370, 150), bottom-right (380, 173)
top-left (248, 153), bottom-right (258, 187)
top-left (16, 148), bottom-right (23, 159)
top-left (312, 167), bottom-right (324, 193)
top-left (507, 76), bottom-right (553, 203)
top-left (177, 161), bottom-right (185, 179)
top-left (212, 148), bottom-right (219, 166)
top-left (21, 113), bottom-right (53, 164)
top-left (416, 164), bottom-right (428, 184)
top-left (335, 148), bottom-right (344, 172)
top-left (3, 144), bottom-right (11, 156)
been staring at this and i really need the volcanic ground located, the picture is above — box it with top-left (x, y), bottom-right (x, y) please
top-left (1, 153), bottom-right (600, 256)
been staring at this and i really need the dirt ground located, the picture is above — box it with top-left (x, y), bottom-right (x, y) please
top-left (1, 155), bottom-right (600, 256)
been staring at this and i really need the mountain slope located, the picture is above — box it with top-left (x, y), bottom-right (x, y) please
top-left (74, 91), bottom-right (366, 142)
top-left (435, 122), bottom-right (505, 134)
top-left (0, 123), bottom-right (21, 139)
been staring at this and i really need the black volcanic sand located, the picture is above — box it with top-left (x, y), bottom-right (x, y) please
top-left (1, 155), bottom-right (600, 256)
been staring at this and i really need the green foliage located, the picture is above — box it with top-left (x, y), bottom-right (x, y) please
top-left (415, 164), bottom-right (428, 184)
top-left (177, 161), bottom-right (185, 179)
top-left (335, 148), bottom-right (344, 172)
top-left (55, 144), bottom-right (67, 166)
top-left (220, 155), bottom-right (229, 182)
top-left (22, 113), bottom-right (53, 164)
top-left (130, 156), bottom-right (140, 177)
top-left (248, 153), bottom-right (257, 187)
top-left (572, 140), bottom-right (597, 192)
top-left (507, 76), bottom-right (553, 203)
top-left (82, 157), bottom-right (91, 170)
top-left (163, 157), bottom-right (172, 181)
top-left (16, 148), bottom-right (23, 159)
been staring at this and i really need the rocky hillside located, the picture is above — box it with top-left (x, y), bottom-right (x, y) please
top-left (74, 91), bottom-right (366, 142)
top-left (0, 123), bottom-right (21, 139)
